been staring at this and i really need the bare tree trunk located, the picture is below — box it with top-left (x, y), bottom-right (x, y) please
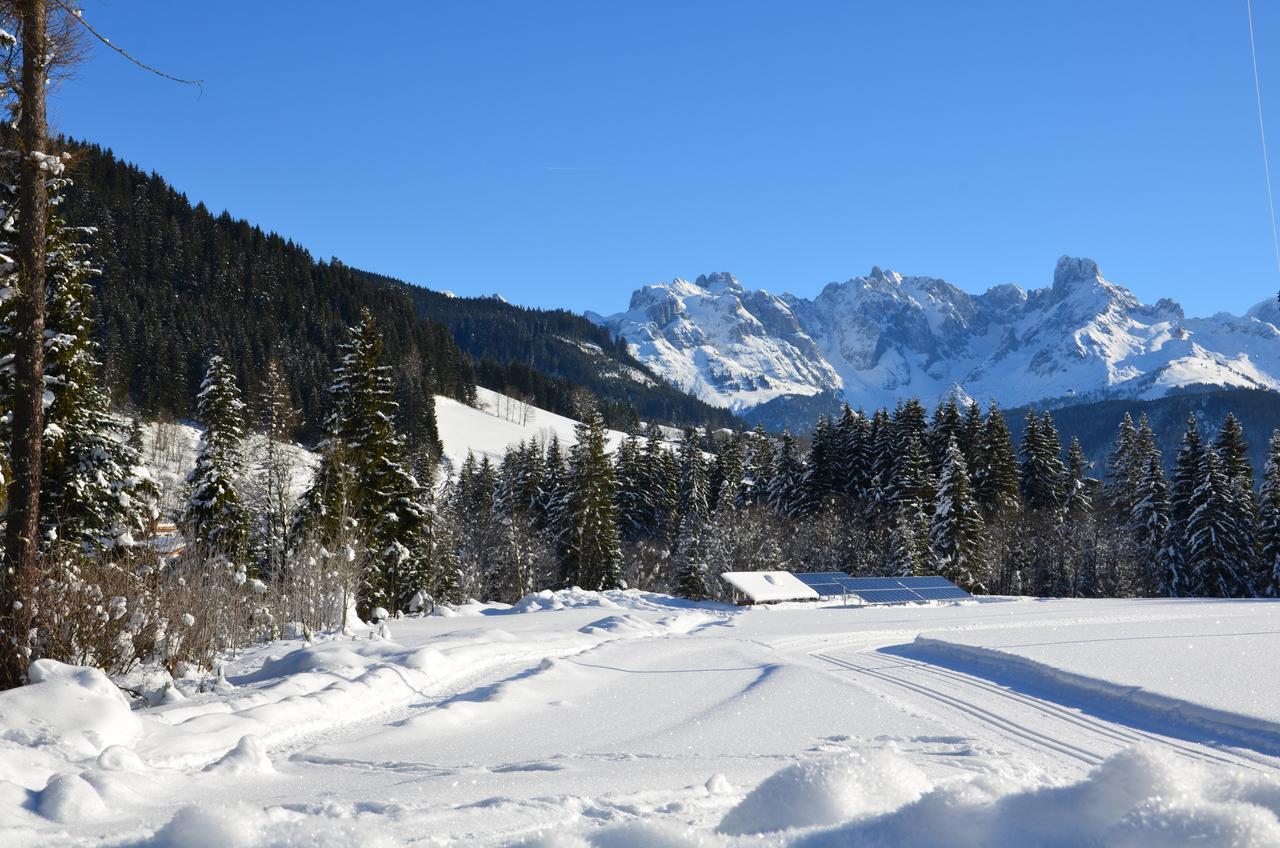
top-left (1, 0), bottom-right (49, 689)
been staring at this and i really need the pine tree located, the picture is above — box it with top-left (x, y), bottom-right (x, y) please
top-left (1186, 448), bottom-right (1250, 597)
top-left (710, 432), bottom-right (745, 511)
top-left (927, 398), bottom-right (964, 478)
top-left (248, 359), bottom-right (299, 581)
top-left (1019, 412), bottom-right (1065, 512)
top-left (677, 427), bottom-right (709, 520)
top-left (560, 406), bottom-right (623, 590)
top-left (1215, 413), bottom-right (1258, 588)
top-left (741, 425), bottom-right (775, 508)
top-left (1259, 430), bottom-right (1280, 596)
top-left (671, 513), bottom-right (713, 600)
top-left (36, 201), bottom-right (158, 551)
top-left (768, 430), bottom-right (811, 519)
top-left (292, 310), bottom-right (435, 615)
top-left (1131, 454), bottom-right (1172, 596)
top-left (183, 355), bottom-right (250, 564)
top-left (930, 438), bottom-right (986, 591)
top-left (973, 402), bottom-right (1021, 521)
top-left (1167, 413), bottom-right (1205, 596)
top-left (1105, 412), bottom-right (1139, 515)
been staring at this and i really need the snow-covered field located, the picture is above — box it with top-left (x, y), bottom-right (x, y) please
top-left (6, 593), bottom-right (1280, 845)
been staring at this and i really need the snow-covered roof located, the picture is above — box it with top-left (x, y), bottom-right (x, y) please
top-left (721, 571), bottom-right (819, 603)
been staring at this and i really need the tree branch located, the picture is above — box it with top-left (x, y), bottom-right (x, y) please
top-left (49, 0), bottom-right (202, 92)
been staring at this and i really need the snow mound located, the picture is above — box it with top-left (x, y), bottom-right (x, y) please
top-left (718, 749), bottom-right (929, 835)
top-left (0, 660), bottom-right (141, 758)
top-left (795, 746), bottom-right (1280, 847)
top-left (36, 772), bottom-right (109, 822)
top-left (144, 803), bottom-right (394, 848)
top-left (512, 588), bottom-right (624, 613)
top-left (204, 735), bottom-right (275, 776)
top-left (577, 614), bottom-right (659, 637)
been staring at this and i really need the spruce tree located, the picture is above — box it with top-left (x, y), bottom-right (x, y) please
top-left (183, 355), bottom-right (250, 564)
top-left (930, 438), bottom-right (986, 591)
top-left (1131, 454), bottom-right (1172, 596)
top-left (671, 512), bottom-right (713, 600)
top-left (292, 310), bottom-right (434, 614)
top-left (37, 203), bottom-right (158, 551)
top-left (1186, 448), bottom-right (1249, 597)
top-left (1259, 430), bottom-right (1280, 596)
top-left (1215, 413), bottom-right (1258, 587)
top-left (1019, 412), bottom-right (1065, 512)
top-left (560, 406), bottom-right (623, 590)
top-left (1167, 413), bottom-right (1205, 596)
top-left (677, 427), bottom-right (709, 520)
top-left (973, 402), bottom-right (1020, 521)
top-left (1105, 412), bottom-right (1139, 514)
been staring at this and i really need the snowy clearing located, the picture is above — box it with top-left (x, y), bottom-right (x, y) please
top-left (6, 594), bottom-right (1280, 845)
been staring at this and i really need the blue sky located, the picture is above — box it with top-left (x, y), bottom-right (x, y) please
top-left (50, 1), bottom-right (1280, 316)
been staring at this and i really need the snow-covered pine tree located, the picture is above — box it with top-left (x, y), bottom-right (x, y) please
top-left (927, 397), bottom-right (963, 478)
top-left (885, 432), bottom-right (933, 517)
top-left (710, 432), bottom-right (745, 511)
top-left (1059, 437), bottom-right (1097, 596)
top-left (247, 359), bottom-right (299, 581)
top-left (183, 355), bottom-right (250, 564)
top-left (885, 503), bottom-right (930, 578)
top-left (560, 405), bottom-right (623, 590)
top-left (1186, 447), bottom-right (1250, 598)
top-left (1019, 411), bottom-right (1065, 512)
top-left (1215, 413), bottom-right (1259, 588)
top-left (1130, 453), bottom-right (1172, 596)
top-left (961, 401), bottom-right (984, 471)
top-left (1166, 413), bottom-right (1204, 596)
top-left (805, 416), bottom-right (839, 506)
top-left (930, 437), bottom-right (986, 591)
top-left (767, 430), bottom-right (811, 519)
top-left (671, 512), bottom-right (713, 600)
top-left (1105, 412), bottom-right (1139, 515)
top-left (740, 425), bottom-right (775, 509)
top-left (1259, 430), bottom-right (1280, 596)
top-left (973, 402), bottom-right (1021, 521)
top-left (833, 404), bottom-right (871, 505)
top-left (37, 197), bottom-right (158, 551)
top-left (614, 433), bottom-right (647, 542)
top-left (677, 427), bottom-right (709, 520)
top-left (292, 310), bottom-right (435, 615)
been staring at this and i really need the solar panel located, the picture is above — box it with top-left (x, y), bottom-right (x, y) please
top-left (788, 573), bottom-right (972, 605)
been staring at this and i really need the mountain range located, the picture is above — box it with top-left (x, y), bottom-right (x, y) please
top-left (595, 256), bottom-right (1280, 421)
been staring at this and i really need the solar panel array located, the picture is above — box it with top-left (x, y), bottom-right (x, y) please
top-left (790, 572), bottom-right (970, 605)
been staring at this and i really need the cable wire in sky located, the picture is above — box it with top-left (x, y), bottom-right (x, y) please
top-left (1246, 0), bottom-right (1280, 296)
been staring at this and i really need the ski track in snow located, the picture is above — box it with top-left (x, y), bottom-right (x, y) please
top-left (811, 646), bottom-right (1274, 776)
top-left (9, 596), bottom-right (1280, 845)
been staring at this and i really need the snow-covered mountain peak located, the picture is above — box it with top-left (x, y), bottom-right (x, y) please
top-left (599, 256), bottom-right (1280, 415)
top-left (1052, 255), bottom-right (1103, 292)
top-left (694, 271), bottom-right (744, 294)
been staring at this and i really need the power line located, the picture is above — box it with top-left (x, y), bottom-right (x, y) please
top-left (1245, 0), bottom-right (1280, 297)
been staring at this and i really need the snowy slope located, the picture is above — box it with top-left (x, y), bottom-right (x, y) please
top-left (137, 388), bottom-right (634, 513)
top-left (8, 595), bottom-right (1280, 845)
top-left (599, 256), bottom-right (1280, 414)
top-left (435, 387), bottom-right (632, 472)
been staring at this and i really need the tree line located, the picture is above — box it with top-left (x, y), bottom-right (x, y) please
top-left (440, 398), bottom-right (1280, 605)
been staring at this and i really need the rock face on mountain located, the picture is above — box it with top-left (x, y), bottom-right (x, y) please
top-left (597, 257), bottom-right (1280, 413)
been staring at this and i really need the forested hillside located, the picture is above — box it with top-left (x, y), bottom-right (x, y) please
top-left (57, 140), bottom-right (735, 439)
top-left (1006, 388), bottom-right (1280, 474)
top-left (363, 272), bottom-right (739, 430)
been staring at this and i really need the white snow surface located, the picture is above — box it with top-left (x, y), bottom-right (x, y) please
top-left (8, 595), bottom-right (1280, 845)
top-left (435, 387), bottom-right (631, 471)
top-left (598, 257), bottom-right (1280, 412)
top-left (135, 387), bottom-right (639, 518)
top-left (720, 571), bottom-right (819, 603)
